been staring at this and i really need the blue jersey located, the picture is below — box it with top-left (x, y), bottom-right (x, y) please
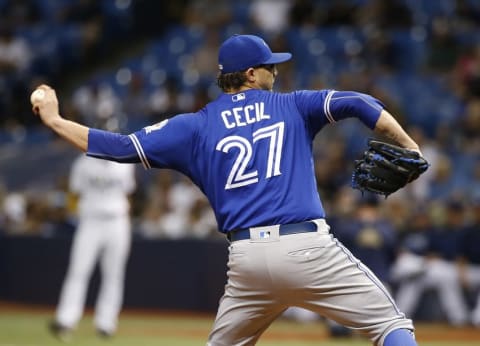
top-left (88, 89), bottom-right (383, 232)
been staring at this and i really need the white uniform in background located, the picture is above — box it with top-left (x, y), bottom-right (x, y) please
top-left (54, 155), bottom-right (136, 336)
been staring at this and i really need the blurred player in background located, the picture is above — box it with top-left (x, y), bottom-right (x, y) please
top-left (458, 198), bottom-right (480, 327)
top-left (394, 199), bottom-right (469, 326)
top-left (49, 145), bottom-right (136, 340)
top-left (33, 34), bottom-right (422, 345)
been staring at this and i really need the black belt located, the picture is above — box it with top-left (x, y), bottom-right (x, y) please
top-left (227, 221), bottom-right (318, 242)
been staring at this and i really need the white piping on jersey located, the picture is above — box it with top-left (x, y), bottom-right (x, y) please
top-left (324, 92), bottom-right (382, 124)
top-left (129, 134), bottom-right (151, 169)
top-left (324, 90), bottom-right (336, 123)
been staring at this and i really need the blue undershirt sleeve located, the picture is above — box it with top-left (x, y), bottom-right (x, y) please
top-left (86, 128), bottom-right (141, 163)
top-left (327, 90), bottom-right (384, 129)
top-left (294, 90), bottom-right (384, 136)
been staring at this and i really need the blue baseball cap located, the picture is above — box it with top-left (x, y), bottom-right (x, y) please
top-left (218, 34), bottom-right (292, 74)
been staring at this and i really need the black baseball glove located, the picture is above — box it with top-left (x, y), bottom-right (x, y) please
top-left (351, 139), bottom-right (429, 196)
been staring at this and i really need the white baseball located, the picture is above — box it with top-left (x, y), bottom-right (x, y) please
top-left (30, 89), bottom-right (45, 104)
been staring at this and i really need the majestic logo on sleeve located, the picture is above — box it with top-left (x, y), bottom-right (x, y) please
top-left (144, 119), bottom-right (168, 134)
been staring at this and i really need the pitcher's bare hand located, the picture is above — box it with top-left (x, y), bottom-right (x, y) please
top-left (30, 84), bottom-right (61, 127)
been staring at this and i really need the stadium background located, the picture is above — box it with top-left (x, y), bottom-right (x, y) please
top-left (1, 0), bottom-right (480, 341)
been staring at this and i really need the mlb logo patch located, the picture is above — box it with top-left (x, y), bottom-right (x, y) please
top-left (232, 93), bottom-right (245, 102)
top-left (259, 231), bottom-right (270, 239)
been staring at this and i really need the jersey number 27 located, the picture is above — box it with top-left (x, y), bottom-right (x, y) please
top-left (216, 122), bottom-right (285, 190)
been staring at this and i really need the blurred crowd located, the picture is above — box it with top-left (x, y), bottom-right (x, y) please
top-left (1, 0), bottom-right (480, 325)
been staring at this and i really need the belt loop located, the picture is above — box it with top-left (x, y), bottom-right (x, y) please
top-left (312, 219), bottom-right (329, 234)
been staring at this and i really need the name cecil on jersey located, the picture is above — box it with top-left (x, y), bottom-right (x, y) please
top-left (221, 102), bottom-right (270, 129)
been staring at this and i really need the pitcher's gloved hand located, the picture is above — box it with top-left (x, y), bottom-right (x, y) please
top-left (352, 139), bottom-right (429, 196)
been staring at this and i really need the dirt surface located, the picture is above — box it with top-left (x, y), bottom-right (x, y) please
top-left (1, 301), bottom-right (480, 342)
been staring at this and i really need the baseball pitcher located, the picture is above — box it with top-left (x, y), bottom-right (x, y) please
top-left (32, 34), bottom-right (428, 346)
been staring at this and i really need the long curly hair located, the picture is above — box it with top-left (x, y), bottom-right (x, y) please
top-left (216, 71), bottom-right (247, 92)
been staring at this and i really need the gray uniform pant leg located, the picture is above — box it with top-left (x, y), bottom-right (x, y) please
top-left (208, 221), bottom-right (413, 346)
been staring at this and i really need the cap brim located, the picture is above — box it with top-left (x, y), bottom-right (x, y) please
top-left (264, 52), bottom-right (292, 65)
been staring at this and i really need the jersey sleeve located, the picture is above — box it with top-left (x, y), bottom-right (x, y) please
top-left (86, 114), bottom-right (199, 175)
top-left (128, 113), bottom-right (199, 174)
top-left (294, 89), bottom-right (385, 134)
